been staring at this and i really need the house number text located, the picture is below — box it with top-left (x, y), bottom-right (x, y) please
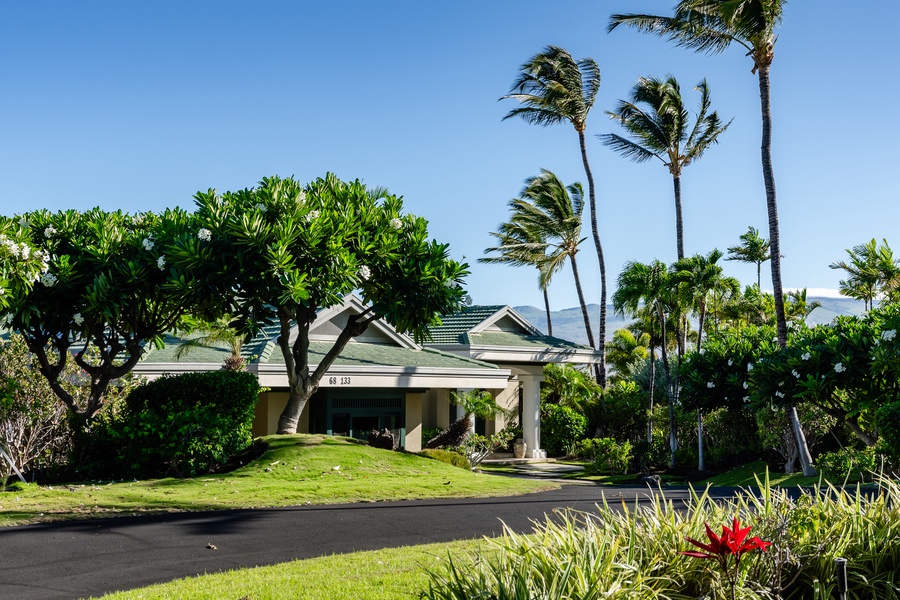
top-left (328, 376), bottom-right (351, 385)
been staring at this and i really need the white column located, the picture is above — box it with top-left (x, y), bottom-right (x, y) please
top-left (456, 388), bottom-right (475, 434)
top-left (519, 375), bottom-right (546, 459)
top-left (405, 392), bottom-right (425, 452)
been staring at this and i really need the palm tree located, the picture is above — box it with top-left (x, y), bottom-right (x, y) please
top-left (607, 328), bottom-right (650, 382)
top-left (600, 76), bottom-right (730, 260)
top-left (829, 239), bottom-right (900, 311)
top-left (726, 226), bottom-right (771, 288)
top-left (509, 171), bottom-right (598, 362)
top-left (672, 249), bottom-right (726, 471)
top-left (609, 0), bottom-right (816, 478)
top-left (613, 260), bottom-right (678, 462)
top-left (481, 220), bottom-right (557, 335)
top-left (501, 46), bottom-right (607, 386)
top-left (174, 316), bottom-right (247, 371)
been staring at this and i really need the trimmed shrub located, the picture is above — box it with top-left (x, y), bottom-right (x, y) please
top-left (420, 448), bottom-right (470, 470)
top-left (540, 403), bottom-right (586, 457)
top-left (108, 370), bottom-right (260, 478)
top-left (591, 438), bottom-right (633, 475)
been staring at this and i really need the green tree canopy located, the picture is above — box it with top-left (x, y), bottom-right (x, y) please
top-left (6, 208), bottom-right (205, 420)
top-left (191, 174), bottom-right (468, 433)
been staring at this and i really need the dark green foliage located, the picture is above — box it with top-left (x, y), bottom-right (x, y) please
top-left (420, 448), bottom-right (470, 470)
top-left (875, 402), bottom-right (900, 468)
top-left (601, 380), bottom-right (648, 443)
top-left (423, 417), bottom-right (471, 450)
top-left (87, 371), bottom-right (260, 478)
top-left (816, 447), bottom-right (879, 483)
top-left (573, 438), bottom-right (632, 474)
top-left (540, 403), bottom-right (587, 457)
top-left (422, 427), bottom-right (444, 446)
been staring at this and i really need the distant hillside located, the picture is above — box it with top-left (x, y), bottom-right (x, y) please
top-left (514, 297), bottom-right (865, 346)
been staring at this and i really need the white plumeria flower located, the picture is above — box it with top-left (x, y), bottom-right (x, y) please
top-left (358, 265), bottom-right (372, 281)
top-left (255, 203), bottom-right (267, 213)
top-left (0, 287), bottom-right (5, 297)
top-left (747, 363), bottom-right (754, 372)
top-left (698, 348), bottom-right (705, 355)
top-left (197, 228), bottom-right (212, 241)
top-left (792, 369), bottom-right (801, 378)
top-left (706, 382), bottom-right (715, 389)
top-left (157, 256), bottom-right (166, 271)
top-left (297, 190), bottom-right (306, 202)
top-left (132, 214), bottom-right (144, 226)
top-left (882, 329), bottom-right (897, 341)
top-left (44, 226), bottom-right (57, 238)
top-left (743, 396), bottom-right (751, 403)
top-left (727, 359), bottom-right (733, 366)
top-left (142, 238), bottom-right (155, 251)
top-left (40, 272), bottom-right (58, 287)
top-left (306, 210), bottom-right (319, 222)
top-left (834, 362), bottom-right (846, 373)
top-left (389, 217), bottom-right (402, 230)
top-left (775, 391), bottom-right (785, 399)
top-left (743, 382), bottom-right (749, 390)
top-left (801, 352), bottom-right (811, 361)
top-left (73, 313), bottom-right (84, 326)
top-left (18, 217), bottom-right (29, 229)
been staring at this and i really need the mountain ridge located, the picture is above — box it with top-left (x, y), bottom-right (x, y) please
top-left (513, 297), bottom-right (865, 347)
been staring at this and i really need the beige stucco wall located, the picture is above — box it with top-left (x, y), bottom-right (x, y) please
top-left (253, 391), bottom-right (309, 436)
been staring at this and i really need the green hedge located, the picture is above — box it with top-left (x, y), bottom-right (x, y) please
top-left (110, 370), bottom-right (260, 478)
top-left (540, 403), bottom-right (587, 457)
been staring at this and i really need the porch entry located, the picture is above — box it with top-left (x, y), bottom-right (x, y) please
top-left (311, 390), bottom-right (405, 446)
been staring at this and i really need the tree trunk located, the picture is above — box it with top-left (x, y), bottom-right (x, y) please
top-left (845, 415), bottom-right (877, 447)
top-left (673, 174), bottom-right (684, 260)
top-left (276, 305), bottom-right (373, 434)
top-left (759, 62), bottom-right (816, 477)
top-left (648, 346), bottom-right (656, 444)
top-left (657, 305), bottom-right (678, 468)
top-left (570, 255), bottom-right (596, 350)
top-left (579, 129), bottom-right (606, 388)
top-left (542, 286), bottom-right (553, 337)
top-left (697, 408), bottom-right (705, 472)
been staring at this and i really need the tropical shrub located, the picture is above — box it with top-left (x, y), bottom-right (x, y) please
top-left (816, 447), bottom-right (880, 483)
top-left (422, 477), bottom-right (900, 599)
top-left (97, 370), bottom-right (260, 478)
top-left (601, 380), bottom-right (647, 443)
top-left (420, 448), bottom-right (470, 470)
top-left (874, 401), bottom-right (900, 469)
top-left (540, 403), bottom-right (587, 457)
top-left (588, 438), bottom-right (632, 475)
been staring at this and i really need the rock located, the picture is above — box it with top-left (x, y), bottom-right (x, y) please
top-left (367, 428), bottom-right (395, 450)
top-left (638, 474), bottom-right (661, 486)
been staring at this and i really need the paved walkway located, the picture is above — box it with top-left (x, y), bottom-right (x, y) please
top-left (0, 484), bottom-right (740, 600)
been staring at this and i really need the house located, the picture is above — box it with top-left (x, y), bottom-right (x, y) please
top-left (135, 295), bottom-right (601, 457)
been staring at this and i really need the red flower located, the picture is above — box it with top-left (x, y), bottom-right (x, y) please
top-left (681, 517), bottom-right (770, 564)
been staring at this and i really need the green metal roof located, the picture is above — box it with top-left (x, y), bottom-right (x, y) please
top-left (140, 334), bottom-right (232, 363)
top-left (263, 341), bottom-right (498, 370)
top-left (426, 305), bottom-right (505, 344)
top-left (466, 331), bottom-right (591, 350)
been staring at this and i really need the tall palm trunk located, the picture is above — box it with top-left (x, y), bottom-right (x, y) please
top-left (656, 304), bottom-right (677, 468)
top-left (696, 302), bottom-right (707, 472)
top-left (647, 346), bottom-right (656, 444)
top-left (542, 286), bottom-right (553, 336)
top-left (758, 62), bottom-right (816, 477)
top-left (673, 174), bottom-right (684, 260)
top-left (579, 129), bottom-right (607, 387)
top-left (570, 255), bottom-right (596, 349)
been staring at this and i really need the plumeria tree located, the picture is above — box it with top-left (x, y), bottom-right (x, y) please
top-left (6, 208), bottom-right (209, 422)
top-left (754, 309), bottom-right (900, 447)
top-left (191, 174), bottom-right (468, 434)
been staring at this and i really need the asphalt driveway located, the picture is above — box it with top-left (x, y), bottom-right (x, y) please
top-left (0, 483), bottom-right (739, 600)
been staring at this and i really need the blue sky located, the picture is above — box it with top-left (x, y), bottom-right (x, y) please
top-left (1, 2), bottom-right (897, 310)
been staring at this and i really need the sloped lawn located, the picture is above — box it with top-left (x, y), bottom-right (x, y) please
top-left (0, 435), bottom-right (555, 526)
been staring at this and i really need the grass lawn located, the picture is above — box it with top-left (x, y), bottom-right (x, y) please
top-left (0, 434), bottom-right (556, 526)
top-left (698, 461), bottom-right (821, 487)
top-left (92, 538), bottom-right (491, 600)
